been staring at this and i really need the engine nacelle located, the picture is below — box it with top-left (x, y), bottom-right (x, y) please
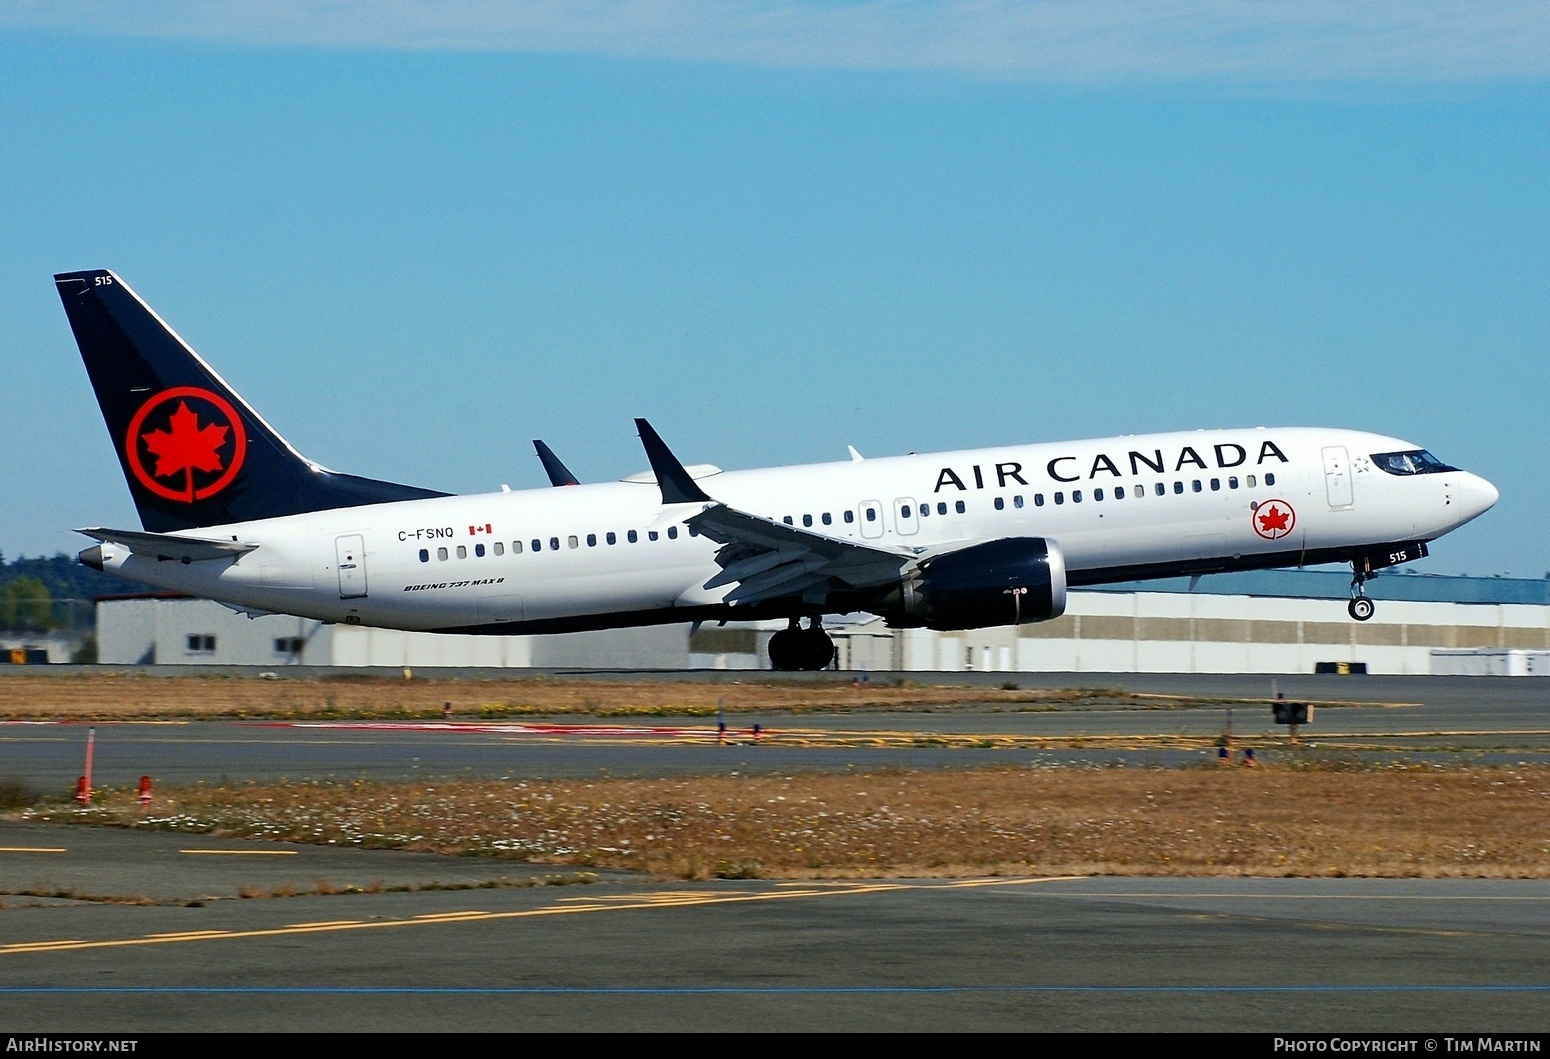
top-left (889, 537), bottom-right (1067, 631)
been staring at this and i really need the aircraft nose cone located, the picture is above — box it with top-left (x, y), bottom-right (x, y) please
top-left (1459, 473), bottom-right (1499, 521)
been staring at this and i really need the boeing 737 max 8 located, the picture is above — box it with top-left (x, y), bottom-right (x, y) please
top-left (56, 270), bottom-right (1499, 670)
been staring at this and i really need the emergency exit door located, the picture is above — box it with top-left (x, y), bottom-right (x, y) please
top-left (336, 535), bottom-right (368, 599)
top-left (859, 500), bottom-right (884, 539)
top-left (1322, 446), bottom-right (1353, 509)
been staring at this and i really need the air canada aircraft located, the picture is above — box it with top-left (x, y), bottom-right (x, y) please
top-left (57, 270), bottom-right (1499, 671)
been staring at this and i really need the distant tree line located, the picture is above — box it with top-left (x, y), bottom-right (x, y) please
top-left (0, 551), bottom-right (143, 632)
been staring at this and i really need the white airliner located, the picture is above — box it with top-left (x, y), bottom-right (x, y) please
top-left (57, 270), bottom-right (1499, 670)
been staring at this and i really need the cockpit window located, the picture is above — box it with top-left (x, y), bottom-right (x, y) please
top-left (1372, 450), bottom-right (1457, 476)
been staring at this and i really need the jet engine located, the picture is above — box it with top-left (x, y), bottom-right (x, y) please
top-left (886, 537), bottom-right (1067, 631)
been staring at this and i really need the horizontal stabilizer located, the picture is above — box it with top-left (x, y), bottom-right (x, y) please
top-left (77, 526), bottom-right (257, 564)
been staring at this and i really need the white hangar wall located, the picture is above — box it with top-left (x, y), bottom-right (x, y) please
top-left (833, 591), bottom-right (1550, 676)
top-left (94, 597), bottom-right (771, 670)
top-left (95, 580), bottom-right (1550, 676)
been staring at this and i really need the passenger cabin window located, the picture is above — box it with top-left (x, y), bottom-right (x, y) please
top-left (1134, 485), bottom-right (1143, 498)
top-left (649, 531), bottom-right (659, 541)
top-left (865, 508), bottom-right (877, 522)
top-left (1054, 492), bottom-right (1064, 505)
top-left (438, 547), bottom-right (449, 560)
top-left (1210, 478), bottom-right (1220, 491)
top-left (1014, 495), bottom-right (1024, 508)
top-left (493, 542), bottom-right (504, 556)
top-left (1155, 483), bottom-right (1166, 496)
top-left (1372, 450), bottom-right (1457, 475)
top-left (512, 541), bottom-right (523, 554)
top-left (567, 535), bottom-right (579, 549)
top-left (667, 526), bottom-right (679, 539)
top-left (803, 514), bottom-right (813, 527)
top-left (937, 502), bottom-right (947, 515)
top-left (844, 510), bottom-right (855, 524)
top-left (475, 543), bottom-right (485, 557)
top-left (1173, 482), bottom-right (1184, 494)
top-left (419, 549), bottom-right (429, 563)
top-left (919, 504), bottom-right (930, 517)
top-left (456, 545), bottom-right (467, 559)
top-left (1246, 475), bottom-right (1257, 488)
top-left (1094, 488), bottom-right (1104, 501)
top-left (955, 500), bottom-right (966, 513)
top-left (628, 530), bottom-right (638, 543)
top-left (821, 513), bottom-right (832, 525)
top-left (1113, 487), bottom-right (1123, 500)
top-left (1265, 472), bottom-right (1276, 486)
top-left (783, 516), bottom-right (793, 525)
top-left (606, 532), bottom-right (617, 545)
top-left (550, 537), bottom-right (560, 551)
top-left (1035, 494), bottom-right (1045, 506)
top-left (586, 533), bottom-right (597, 547)
top-left (1191, 480), bottom-right (1202, 493)
top-left (1228, 477), bottom-right (1238, 490)
top-left (1072, 490), bottom-right (1082, 503)
top-left (994, 497), bottom-right (1005, 510)
top-left (531, 539), bottom-right (541, 552)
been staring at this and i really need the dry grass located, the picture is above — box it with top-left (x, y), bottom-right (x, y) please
top-left (23, 764), bottom-right (1550, 880)
top-left (0, 673), bottom-right (1196, 721)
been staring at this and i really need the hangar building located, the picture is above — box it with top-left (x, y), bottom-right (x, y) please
top-left (91, 569), bottom-right (1550, 674)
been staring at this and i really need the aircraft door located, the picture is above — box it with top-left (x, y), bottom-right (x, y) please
top-left (1322, 446), bottom-right (1354, 509)
top-left (336, 535), bottom-right (368, 599)
top-left (895, 498), bottom-right (918, 536)
top-left (859, 500), bottom-right (884, 539)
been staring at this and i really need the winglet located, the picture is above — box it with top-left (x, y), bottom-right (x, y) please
top-left (532, 440), bottom-right (581, 487)
top-left (634, 419), bottom-right (712, 505)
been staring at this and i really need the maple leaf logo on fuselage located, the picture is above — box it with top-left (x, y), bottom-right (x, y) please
top-left (1252, 500), bottom-right (1296, 540)
top-left (124, 387), bottom-right (248, 504)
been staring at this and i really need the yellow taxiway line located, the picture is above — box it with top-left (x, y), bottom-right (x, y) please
top-left (178, 849), bottom-right (298, 856)
top-left (0, 876), bottom-right (1082, 958)
top-left (0, 847), bottom-right (67, 853)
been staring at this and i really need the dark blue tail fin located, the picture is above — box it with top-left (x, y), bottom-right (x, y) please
top-left (55, 269), bottom-right (446, 532)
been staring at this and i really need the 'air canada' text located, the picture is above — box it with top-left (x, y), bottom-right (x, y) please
top-left (934, 440), bottom-right (1290, 493)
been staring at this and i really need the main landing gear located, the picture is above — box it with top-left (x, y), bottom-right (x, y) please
top-left (1348, 558), bottom-right (1376, 622)
top-left (768, 618), bottom-right (835, 672)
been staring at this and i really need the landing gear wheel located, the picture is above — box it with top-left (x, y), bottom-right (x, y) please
top-left (768, 621), bottom-right (835, 671)
top-left (1348, 596), bottom-right (1375, 622)
top-left (799, 628), bottom-right (835, 671)
top-left (767, 627), bottom-right (803, 671)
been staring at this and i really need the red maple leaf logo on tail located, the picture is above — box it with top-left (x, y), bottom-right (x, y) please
top-left (125, 387), bottom-right (248, 503)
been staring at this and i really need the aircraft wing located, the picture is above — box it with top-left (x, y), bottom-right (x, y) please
top-left (688, 504), bottom-right (911, 607)
top-left (77, 527), bottom-right (258, 563)
top-left (634, 418), bottom-right (910, 608)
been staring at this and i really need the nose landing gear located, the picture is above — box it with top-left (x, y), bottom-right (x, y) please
top-left (1348, 558), bottom-right (1376, 622)
top-left (768, 617), bottom-right (835, 671)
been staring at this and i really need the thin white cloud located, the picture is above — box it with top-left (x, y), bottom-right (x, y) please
top-left (2, 1), bottom-right (1547, 82)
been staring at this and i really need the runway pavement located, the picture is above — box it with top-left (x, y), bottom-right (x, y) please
top-left (1, 825), bottom-right (1547, 1031)
top-left (2, 672), bottom-right (1548, 789)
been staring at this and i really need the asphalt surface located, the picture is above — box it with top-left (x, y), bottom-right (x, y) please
top-left (2, 673), bottom-right (1548, 789)
top-left (1, 825), bottom-right (1547, 1031)
top-left (4, 675), bottom-right (1548, 1032)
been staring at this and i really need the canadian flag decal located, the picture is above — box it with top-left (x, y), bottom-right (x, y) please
top-left (470, 523), bottom-right (492, 536)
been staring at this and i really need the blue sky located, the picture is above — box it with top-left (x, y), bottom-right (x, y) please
top-left (1, 4), bottom-right (1547, 578)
